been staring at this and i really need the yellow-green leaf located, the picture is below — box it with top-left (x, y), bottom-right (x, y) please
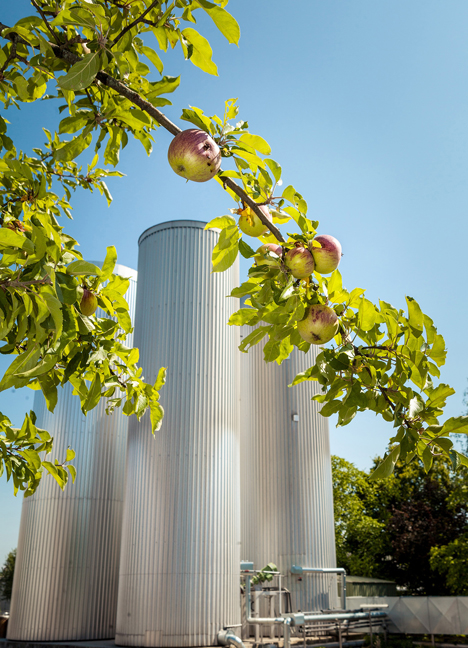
top-left (182, 28), bottom-right (218, 76)
top-left (58, 52), bottom-right (101, 91)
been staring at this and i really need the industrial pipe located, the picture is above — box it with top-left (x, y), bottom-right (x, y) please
top-left (217, 629), bottom-right (245, 648)
top-left (303, 610), bottom-right (387, 623)
top-left (243, 570), bottom-right (292, 648)
top-left (291, 565), bottom-right (347, 609)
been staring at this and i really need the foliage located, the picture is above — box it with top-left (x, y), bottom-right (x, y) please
top-left (0, 549), bottom-right (15, 601)
top-left (332, 455), bottom-right (468, 594)
top-left (332, 456), bottom-right (388, 577)
top-left (0, 0), bottom-right (466, 495)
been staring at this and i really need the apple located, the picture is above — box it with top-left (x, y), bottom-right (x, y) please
top-left (310, 235), bottom-right (342, 275)
top-left (238, 205), bottom-right (272, 237)
top-left (167, 129), bottom-right (222, 182)
top-left (80, 289), bottom-right (98, 317)
top-left (284, 245), bottom-right (315, 279)
top-left (297, 304), bottom-right (339, 345)
top-left (254, 243), bottom-right (283, 265)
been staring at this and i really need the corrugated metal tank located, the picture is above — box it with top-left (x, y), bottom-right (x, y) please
top-left (8, 264), bottom-right (137, 642)
top-left (116, 221), bottom-right (240, 647)
top-left (239, 329), bottom-right (338, 613)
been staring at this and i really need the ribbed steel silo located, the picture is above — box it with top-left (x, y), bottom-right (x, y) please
top-left (239, 330), bottom-right (338, 614)
top-left (8, 264), bottom-right (137, 642)
top-left (116, 221), bottom-right (240, 647)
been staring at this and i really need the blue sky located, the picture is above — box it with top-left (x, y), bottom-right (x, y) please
top-left (2, 1), bottom-right (468, 561)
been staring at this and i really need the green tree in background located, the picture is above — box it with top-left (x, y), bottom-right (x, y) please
top-left (1, 1), bottom-right (468, 496)
top-left (0, 549), bottom-right (16, 602)
top-left (332, 455), bottom-right (468, 594)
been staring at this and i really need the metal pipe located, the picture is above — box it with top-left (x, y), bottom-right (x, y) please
top-left (283, 617), bottom-right (292, 648)
top-left (303, 611), bottom-right (387, 623)
top-left (243, 571), bottom-right (291, 648)
top-left (218, 629), bottom-right (246, 648)
top-left (291, 566), bottom-right (347, 609)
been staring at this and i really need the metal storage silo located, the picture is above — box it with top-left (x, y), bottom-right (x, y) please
top-left (239, 330), bottom-right (338, 614)
top-left (116, 221), bottom-right (240, 647)
top-left (8, 264), bottom-right (137, 642)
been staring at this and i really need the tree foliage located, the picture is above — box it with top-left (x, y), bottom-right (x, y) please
top-left (0, 0), bottom-right (466, 495)
top-left (332, 455), bottom-right (468, 595)
top-left (0, 548), bottom-right (16, 602)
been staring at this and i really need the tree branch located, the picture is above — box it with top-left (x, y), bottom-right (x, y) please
top-left (0, 277), bottom-right (52, 290)
top-left (30, 0), bottom-right (61, 45)
top-left (111, 0), bottom-right (161, 48)
top-left (0, 23), bottom-right (285, 242)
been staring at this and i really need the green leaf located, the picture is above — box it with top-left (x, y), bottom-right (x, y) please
top-left (38, 373), bottom-right (58, 412)
top-left (100, 246), bottom-right (117, 283)
top-left (263, 339), bottom-right (280, 362)
top-left (140, 45), bottom-right (164, 74)
top-left (428, 334), bottom-right (447, 367)
top-left (182, 28), bottom-right (218, 76)
top-left (370, 446), bottom-right (400, 480)
top-left (406, 296), bottom-right (424, 336)
top-left (42, 461), bottom-right (66, 490)
top-left (148, 75), bottom-right (180, 98)
top-left (239, 326), bottom-right (270, 352)
top-left (54, 131), bottom-right (93, 162)
top-left (67, 260), bottom-right (102, 276)
top-left (212, 242), bottom-right (238, 272)
top-left (239, 133), bottom-right (271, 155)
top-left (228, 308), bottom-right (257, 326)
top-left (358, 298), bottom-right (378, 331)
top-left (0, 228), bottom-right (35, 252)
top-left (441, 416), bottom-right (468, 435)
top-left (426, 383), bottom-right (455, 409)
top-left (150, 400), bottom-right (164, 432)
top-left (196, 1), bottom-right (240, 44)
top-left (320, 400), bottom-right (343, 417)
top-left (55, 272), bottom-right (78, 305)
top-left (42, 293), bottom-right (63, 340)
top-left (66, 448), bottom-right (76, 462)
top-left (83, 373), bottom-right (102, 413)
top-left (58, 52), bottom-right (101, 91)
top-left (421, 446), bottom-right (433, 472)
top-left (154, 367), bottom-right (167, 392)
top-left (408, 393), bottom-right (424, 418)
top-left (238, 239), bottom-right (256, 258)
top-left (205, 215), bottom-right (236, 230)
top-left (265, 159), bottom-right (282, 182)
top-left (67, 464), bottom-right (77, 483)
top-left (180, 106), bottom-right (214, 134)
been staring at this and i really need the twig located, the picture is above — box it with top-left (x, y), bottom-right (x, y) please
top-left (0, 277), bottom-right (52, 290)
top-left (111, 0), bottom-right (161, 48)
top-left (30, 0), bottom-right (61, 45)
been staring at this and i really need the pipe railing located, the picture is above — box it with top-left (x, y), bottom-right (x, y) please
top-left (291, 565), bottom-right (347, 610)
top-left (225, 564), bottom-right (388, 648)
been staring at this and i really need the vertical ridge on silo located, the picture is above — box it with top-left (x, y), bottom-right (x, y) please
top-left (116, 221), bottom-right (240, 647)
top-left (8, 265), bottom-right (138, 642)
top-left (239, 329), bottom-right (338, 613)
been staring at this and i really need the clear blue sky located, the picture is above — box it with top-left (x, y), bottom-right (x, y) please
top-left (2, 1), bottom-right (468, 562)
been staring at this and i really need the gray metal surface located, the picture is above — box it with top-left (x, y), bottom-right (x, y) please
top-left (115, 221), bottom-right (241, 647)
top-left (346, 596), bottom-right (468, 634)
top-left (8, 265), bottom-right (138, 642)
top-left (239, 330), bottom-right (338, 614)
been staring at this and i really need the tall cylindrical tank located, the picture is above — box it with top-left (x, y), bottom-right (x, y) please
top-left (8, 264), bottom-right (137, 642)
top-left (116, 221), bottom-right (241, 647)
top-left (239, 330), bottom-right (337, 613)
